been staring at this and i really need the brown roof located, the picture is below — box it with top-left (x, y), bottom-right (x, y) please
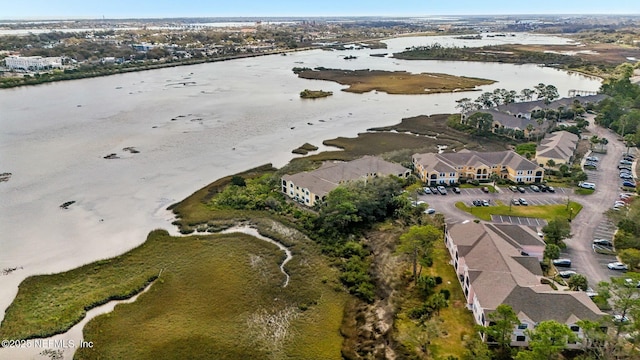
top-left (414, 150), bottom-right (541, 172)
top-left (536, 131), bottom-right (580, 163)
top-left (282, 155), bottom-right (408, 197)
top-left (448, 222), bottom-right (604, 322)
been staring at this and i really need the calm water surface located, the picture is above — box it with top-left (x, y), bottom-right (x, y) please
top-left (0, 34), bottom-right (601, 326)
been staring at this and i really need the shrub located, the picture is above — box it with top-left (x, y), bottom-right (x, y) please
top-left (440, 289), bottom-right (451, 300)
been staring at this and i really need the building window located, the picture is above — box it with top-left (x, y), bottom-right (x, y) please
top-left (440, 172), bottom-right (445, 177)
top-left (518, 324), bottom-right (528, 330)
top-left (516, 335), bottom-right (526, 342)
top-left (527, 170), bottom-right (532, 175)
top-left (290, 183), bottom-right (293, 188)
top-left (450, 172), bottom-right (455, 177)
top-left (282, 180), bottom-right (286, 185)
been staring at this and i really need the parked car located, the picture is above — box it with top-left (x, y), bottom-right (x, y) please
top-left (586, 156), bottom-right (599, 162)
top-left (482, 186), bottom-right (489, 193)
top-left (620, 160), bottom-right (633, 165)
top-left (452, 187), bottom-right (461, 194)
top-left (430, 186), bottom-right (439, 194)
top-left (517, 186), bottom-right (525, 193)
top-left (509, 185), bottom-right (518, 192)
top-left (579, 182), bottom-right (596, 189)
top-left (559, 270), bottom-right (577, 278)
top-left (518, 198), bottom-right (528, 206)
top-left (622, 181), bottom-right (637, 188)
top-left (614, 315), bottom-right (631, 323)
top-left (423, 187), bottom-right (432, 194)
top-left (593, 239), bottom-right (614, 247)
top-left (553, 258), bottom-right (572, 267)
top-left (425, 208), bottom-right (436, 214)
top-left (530, 185), bottom-right (540, 192)
top-left (608, 262), bottom-right (628, 271)
top-left (511, 198), bottom-right (520, 206)
top-left (437, 185), bottom-right (447, 195)
top-left (547, 186), bottom-right (555, 193)
top-left (619, 165), bottom-right (632, 170)
top-left (620, 173), bottom-right (634, 179)
top-left (473, 200), bottom-right (483, 207)
top-left (625, 278), bottom-right (640, 288)
top-left (482, 200), bottom-right (490, 207)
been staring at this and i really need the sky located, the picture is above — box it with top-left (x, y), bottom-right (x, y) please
top-left (2, 0), bottom-right (640, 20)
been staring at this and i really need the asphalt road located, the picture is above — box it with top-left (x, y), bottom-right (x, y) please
top-left (418, 121), bottom-right (634, 289)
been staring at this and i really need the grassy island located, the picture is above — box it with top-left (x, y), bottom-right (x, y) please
top-left (292, 67), bottom-right (494, 94)
top-left (299, 89), bottom-right (333, 99)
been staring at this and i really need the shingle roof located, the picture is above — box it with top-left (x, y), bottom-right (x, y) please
top-left (473, 109), bottom-right (549, 132)
top-left (536, 131), bottom-right (580, 163)
top-left (448, 222), bottom-right (604, 323)
top-left (282, 155), bottom-right (408, 197)
top-left (413, 150), bottom-right (541, 172)
top-left (504, 287), bottom-right (605, 324)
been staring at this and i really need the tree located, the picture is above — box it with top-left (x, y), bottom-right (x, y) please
top-left (568, 274), bottom-right (589, 291)
top-left (516, 320), bottom-right (577, 360)
top-left (542, 218), bottom-right (572, 248)
top-left (397, 225), bottom-right (442, 283)
top-left (461, 336), bottom-right (492, 360)
top-left (475, 92), bottom-right (495, 109)
top-left (520, 88), bottom-right (535, 102)
top-left (466, 112), bottom-right (493, 135)
top-left (456, 97), bottom-right (476, 118)
top-left (545, 159), bottom-right (556, 170)
top-left (544, 244), bottom-right (561, 261)
top-left (619, 248), bottom-right (640, 270)
top-left (558, 164), bottom-right (569, 177)
top-left (526, 124), bottom-right (535, 139)
top-left (481, 304), bottom-right (520, 358)
top-left (597, 274), bottom-right (640, 340)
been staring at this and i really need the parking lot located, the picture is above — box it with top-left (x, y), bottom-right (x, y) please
top-left (491, 215), bottom-right (547, 227)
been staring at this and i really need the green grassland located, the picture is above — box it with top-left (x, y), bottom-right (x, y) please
top-left (74, 230), bottom-right (346, 360)
top-left (0, 225), bottom-right (346, 359)
top-left (455, 201), bottom-right (583, 221)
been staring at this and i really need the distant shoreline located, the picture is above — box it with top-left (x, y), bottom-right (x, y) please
top-left (0, 47), bottom-right (314, 89)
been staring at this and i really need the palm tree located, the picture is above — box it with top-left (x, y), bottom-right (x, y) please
top-left (526, 124), bottom-right (535, 140)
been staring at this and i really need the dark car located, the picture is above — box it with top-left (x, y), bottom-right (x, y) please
top-left (593, 239), bottom-right (613, 247)
top-left (452, 187), bottom-right (461, 194)
top-left (623, 181), bottom-right (637, 188)
top-left (553, 258), bottom-right (572, 267)
top-left (472, 200), bottom-right (482, 207)
top-left (547, 186), bottom-right (555, 193)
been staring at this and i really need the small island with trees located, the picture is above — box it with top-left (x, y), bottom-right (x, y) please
top-left (299, 89), bottom-right (333, 99)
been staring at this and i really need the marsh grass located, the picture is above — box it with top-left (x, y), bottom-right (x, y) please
top-left (296, 68), bottom-right (495, 95)
top-left (455, 201), bottom-right (584, 221)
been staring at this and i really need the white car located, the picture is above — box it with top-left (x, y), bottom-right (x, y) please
top-left (559, 270), bottom-right (577, 278)
top-left (425, 208), bottom-right (436, 214)
top-left (608, 262), bottom-right (628, 271)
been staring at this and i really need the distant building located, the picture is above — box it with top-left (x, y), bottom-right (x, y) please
top-left (132, 43), bottom-right (156, 52)
top-left (445, 222), bottom-right (605, 348)
top-left (4, 55), bottom-right (62, 71)
top-left (412, 150), bottom-right (544, 185)
top-left (535, 131), bottom-right (580, 168)
top-left (281, 156), bottom-right (410, 206)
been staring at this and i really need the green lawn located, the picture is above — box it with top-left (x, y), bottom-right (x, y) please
top-left (575, 188), bottom-right (595, 195)
top-left (2, 229), bottom-right (346, 360)
top-left (460, 184), bottom-right (496, 193)
top-left (455, 201), bottom-right (583, 221)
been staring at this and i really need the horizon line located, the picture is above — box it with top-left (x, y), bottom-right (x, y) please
top-left (3, 13), bottom-right (640, 21)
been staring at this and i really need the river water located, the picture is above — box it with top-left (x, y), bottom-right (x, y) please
top-left (0, 33), bottom-right (600, 357)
